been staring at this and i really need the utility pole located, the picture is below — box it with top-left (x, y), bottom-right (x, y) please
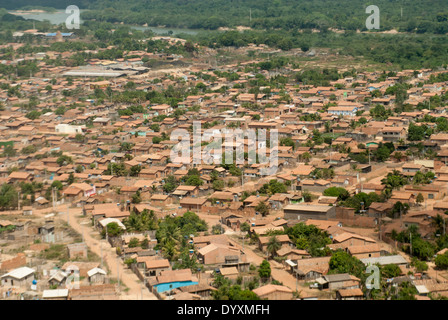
top-left (17, 191), bottom-right (20, 211)
top-left (410, 232), bottom-right (413, 256)
top-left (117, 256), bottom-right (120, 292)
top-left (444, 216), bottom-right (446, 236)
top-left (67, 204), bottom-right (70, 224)
top-left (100, 242), bottom-right (103, 268)
top-left (379, 212), bottom-right (382, 241)
top-left (295, 272), bottom-right (298, 292)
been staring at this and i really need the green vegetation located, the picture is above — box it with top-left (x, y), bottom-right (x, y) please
top-left (211, 273), bottom-right (260, 300)
top-left (39, 244), bottom-right (69, 262)
top-left (392, 225), bottom-right (436, 261)
top-left (323, 187), bottom-right (350, 201)
top-left (0, 224), bottom-right (16, 234)
top-left (0, 183), bottom-right (18, 210)
top-left (328, 250), bottom-right (366, 281)
top-left (258, 259), bottom-right (271, 280)
top-left (435, 251), bottom-right (448, 270)
top-left (14, 0), bottom-right (446, 36)
top-left (103, 222), bottom-right (124, 238)
top-left (122, 209), bottom-right (158, 232)
top-left (284, 222), bottom-right (332, 257)
top-left (258, 179), bottom-right (288, 195)
top-left (155, 211), bottom-right (208, 261)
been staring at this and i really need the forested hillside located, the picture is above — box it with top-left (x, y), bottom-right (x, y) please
top-left (2, 0), bottom-right (448, 34)
top-left (2, 1), bottom-right (448, 70)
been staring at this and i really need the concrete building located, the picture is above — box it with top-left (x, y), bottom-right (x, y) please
top-left (1, 267), bottom-right (35, 288)
top-left (252, 284), bottom-right (294, 300)
top-left (55, 124), bottom-right (85, 134)
top-left (87, 267), bottom-right (107, 284)
top-left (67, 243), bottom-right (88, 259)
top-left (283, 204), bottom-right (336, 220)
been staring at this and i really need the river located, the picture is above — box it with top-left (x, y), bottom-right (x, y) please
top-left (8, 10), bottom-right (201, 36)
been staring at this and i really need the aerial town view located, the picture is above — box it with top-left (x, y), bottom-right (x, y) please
top-left (1, 0), bottom-right (448, 308)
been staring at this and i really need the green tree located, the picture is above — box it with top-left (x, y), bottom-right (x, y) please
top-left (104, 222), bottom-right (123, 238)
top-left (411, 258), bottom-right (428, 273)
top-left (258, 260), bottom-right (271, 280)
top-left (56, 155), bottom-right (73, 166)
top-left (131, 191), bottom-right (142, 204)
top-left (74, 134), bottom-right (85, 143)
top-left (2, 145), bottom-right (16, 157)
top-left (323, 187), bottom-right (350, 201)
top-left (67, 173), bottom-right (75, 185)
top-left (0, 184), bottom-right (18, 209)
top-left (185, 175), bottom-right (203, 187)
top-left (25, 110), bottom-right (41, 120)
top-left (124, 258), bottom-right (137, 267)
top-left (408, 122), bottom-right (429, 141)
top-left (391, 282), bottom-right (417, 300)
top-left (381, 264), bottom-right (401, 278)
top-left (435, 252), bottom-right (448, 269)
top-left (266, 236), bottom-right (281, 258)
top-left (302, 152), bottom-right (311, 164)
top-left (130, 165), bottom-right (141, 177)
top-left (416, 193), bottom-right (424, 206)
top-left (212, 179), bottom-right (225, 191)
top-left (162, 175), bottom-right (178, 193)
top-left (328, 250), bottom-right (366, 281)
top-left (128, 237), bottom-right (140, 248)
top-left (255, 201), bottom-right (270, 217)
top-left (211, 224), bottom-right (225, 235)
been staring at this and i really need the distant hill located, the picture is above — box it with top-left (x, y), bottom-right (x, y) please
top-left (0, 0), bottom-right (89, 10)
top-left (2, 0), bottom-right (448, 34)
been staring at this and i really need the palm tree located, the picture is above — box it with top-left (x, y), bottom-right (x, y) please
top-left (161, 239), bottom-right (179, 261)
top-left (140, 209), bottom-right (158, 230)
top-left (122, 212), bottom-right (142, 232)
top-left (266, 236), bottom-right (281, 259)
top-left (158, 221), bottom-right (182, 246)
top-left (150, 185), bottom-right (157, 194)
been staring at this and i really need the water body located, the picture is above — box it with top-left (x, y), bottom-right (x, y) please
top-left (9, 10), bottom-right (201, 35)
top-left (8, 10), bottom-right (83, 26)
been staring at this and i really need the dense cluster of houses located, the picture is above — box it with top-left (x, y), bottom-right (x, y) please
top-left (2, 34), bottom-right (448, 300)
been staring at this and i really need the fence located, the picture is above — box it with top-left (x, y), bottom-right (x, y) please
top-left (130, 264), bottom-right (145, 282)
top-left (40, 231), bottom-right (65, 243)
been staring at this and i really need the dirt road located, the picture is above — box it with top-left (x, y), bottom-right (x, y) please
top-left (32, 205), bottom-right (157, 300)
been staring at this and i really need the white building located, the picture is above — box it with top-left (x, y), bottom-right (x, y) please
top-left (55, 124), bottom-right (85, 134)
top-left (1, 267), bottom-right (35, 288)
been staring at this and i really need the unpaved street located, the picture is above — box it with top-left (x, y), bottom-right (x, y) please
top-left (32, 205), bottom-right (157, 300)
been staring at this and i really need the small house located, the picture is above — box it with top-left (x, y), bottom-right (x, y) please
top-left (87, 267), bottom-right (107, 284)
